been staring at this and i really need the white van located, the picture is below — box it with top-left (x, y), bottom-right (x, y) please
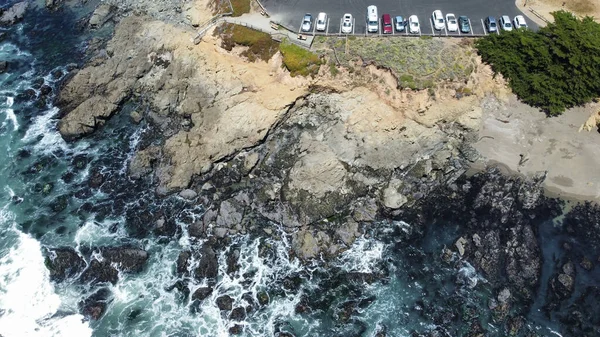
top-left (367, 5), bottom-right (378, 33)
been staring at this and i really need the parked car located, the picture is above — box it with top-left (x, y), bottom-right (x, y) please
top-left (446, 13), bottom-right (458, 32)
top-left (409, 15), bottom-right (420, 34)
top-left (458, 16), bottom-right (470, 33)
top-left (367, 5), bottom-right (378, 33)
top-left (316, 12), bottom-right (327, 31)
top-left (341, 13), bottom-right (353, 34)
top-left (513, 15), bottom-right (528, 29)
top-left (382, 13), bottom-right (393, 34)
top-left (432, 10), bottom-right (445, 30)
top-left (395, 15), bottom-right (406, 32)
top-left (484, 16), bottom-right (497, 33)
top-left (301, 13), bottom-right (312, 32)
top-left (499, 15), bottom-right (513, 31)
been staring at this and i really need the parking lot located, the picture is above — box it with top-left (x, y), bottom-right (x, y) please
top-left (261, 0), bottom-right (538, 36)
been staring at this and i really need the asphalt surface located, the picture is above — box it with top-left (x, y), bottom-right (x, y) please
top-left (261, 0), bottom-right (538, 36)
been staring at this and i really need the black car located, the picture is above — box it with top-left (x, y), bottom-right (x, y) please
top-left (458, 16), bottom-right (470, 33)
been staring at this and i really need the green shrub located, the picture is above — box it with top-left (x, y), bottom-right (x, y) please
top-left (230, 0), bottom-right (250, 16)
top-left (215, 23), bottom-right (279, 62)
top-left (279, 41), bottom-right (322, 77)
top-left (475, 11), bottom-right (600, 115)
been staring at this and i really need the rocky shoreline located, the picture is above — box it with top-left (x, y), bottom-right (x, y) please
top-left (12, 0), bottom-right (599, 334)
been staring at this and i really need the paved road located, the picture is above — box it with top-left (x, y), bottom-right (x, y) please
top-left (261, 0), bottom-right (538, 36)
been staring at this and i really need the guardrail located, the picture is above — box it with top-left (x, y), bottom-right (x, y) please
top-left (192, 0), bottom-right (234, 44)
top-left (528, 8), bottom-right (550, 24)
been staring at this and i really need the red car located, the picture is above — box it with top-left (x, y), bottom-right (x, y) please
top-left (382, 14), bottom-right (393, 34)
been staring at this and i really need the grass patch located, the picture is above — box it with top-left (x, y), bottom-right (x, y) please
top-left (230, 0), bottom-right (250, 16)
top-left (316, 36), bottom-right (476, 90)
top-left (214, 23), bottom-right (279, 62)
top-left (279, 41), bottom-right (322, 77)
top-left (329, 62), bottom-right (340, 77)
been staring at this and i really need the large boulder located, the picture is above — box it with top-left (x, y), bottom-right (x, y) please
top-left (0, 2), bottom-right (28, 25)
top-left (193, 244), bottom-right (218, 281)
top-left (88, 4), bottom-right (115, 29)
top-left (79, 246), bottom-right (149, 285)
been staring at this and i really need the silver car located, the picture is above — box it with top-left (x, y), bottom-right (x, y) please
top-left (301, 13), bottom-right (312, 32)
top-left (341, 13), bottom-right (353, 34)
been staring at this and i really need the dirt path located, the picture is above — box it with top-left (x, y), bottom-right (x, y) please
top-left (517, 0), bottom-right (600, 26)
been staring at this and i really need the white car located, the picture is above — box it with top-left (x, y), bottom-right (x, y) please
top-left (499, 15), bottom-right (513, 31)
top-left (432, 10), bottom-right (444, 30)
top-left (513, 15), bottom-right (528, 29)
top-left (341, 13), bottom-right (353, 34)
top-left (446, 13), bottom-right (458, 32)
top-left (409, 15), bottom-right (420, 34)
top-left (316, 12), bottom-right (327, 31)
top-left (301, 13), bottom-right (312, 32)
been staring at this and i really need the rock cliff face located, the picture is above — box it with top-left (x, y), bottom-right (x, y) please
top-left (56, 10), bottom-right (508, 260)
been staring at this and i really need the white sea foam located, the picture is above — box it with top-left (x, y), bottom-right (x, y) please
top-left (336, 236), bottom-right (385, 273)
top-left (3, 96), bottom-right (19, 131)
top-left (0, 216), bottom-right (92, 337)
top-left (21, 106), bottom-right (68, 153)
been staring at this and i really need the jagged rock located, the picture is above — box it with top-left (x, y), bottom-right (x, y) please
top-left (216, 199), bottom-right (244, 228)
top-left (88, 4), bottom-right (115, 29)
top-left (128, 146), bottom-right (161, 180)
top-left (79, 288), bottom-right (111, 320)
top-left (0, 2), bottom-right (28, 25)
top-left (229, 307), bottom-right (246, 321)
top-left (176, 251), bottom-right (191, 275)
top-left (0, 61), bottom-right (7, 73)
top-left (455, 237), bottom-right (468, 256)
top-left (44, 247), bottom-right (86, 282)
top-left (292, 230), bottom-right (320, 260)
top-left (192, 287), bottom-right (213, 301)
top-left (100, 247), bottom-right (149, 272)
top-left (79, 259), bottom-right (119, 285)
top-left (193, 244), bottom-right (218, 281)
top-left (216, 295), bottom-right (233, 311)
top-left (45, 0), bottom-right (63, 9)
top-left (497, 288), bottom-right (511, 304)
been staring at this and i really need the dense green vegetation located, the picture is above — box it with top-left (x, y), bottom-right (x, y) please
top-left (279, 41), bottom-right (322, 77)
top-left (215, 23), bottom-right (279, 62)
top-left (475, 11), bottom-right (600, 115)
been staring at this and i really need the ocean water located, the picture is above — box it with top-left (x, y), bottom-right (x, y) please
top-left (0, 5), bottom-right (597, 337)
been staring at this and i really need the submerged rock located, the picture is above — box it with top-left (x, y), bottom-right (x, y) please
top-left (79, 247), bottom-right (149, 285)
top-left (79, 288), bottom-right (112, 320)
top-left (216, 295), bottom-right (233, 311)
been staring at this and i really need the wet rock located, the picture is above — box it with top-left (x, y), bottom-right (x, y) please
top-left (40, 85), bottom-right (53, 97)
top-left (257, 291), bottom-right (269, 306)
top-left (193, 244), bottom-right (218, 281)
top-left (100, 247), bottom-right (149, 272)
top-left (79, 288), bottom-right (111, 320)
top-left (216, 198), bottom-right (244, 228)
top-left (79, 259), bottom-right (119, 285)
top-left (580, 257), bottom-right (593, 271)
top-left (176, 251), bottom-right (191, 275)
top-left (88, 4), bottom-right (115, 29)
top-left (191, 287), bottom-right (213, 302)
top-left (44, 247), bottom-right (86, 282)
top-left (130, 110), bottom-right (143, 124)
top-left (229, 307), bottom-right (246, 321)
top-left (497, 288), bottom-right (511, 304)
top-left (455, 237), bottom-right (467, 256)
top-left (292, 230), bottom-right (320, 260)
top-left (179, 189), bottom-right (197, 200)
top-left (226, 249), bottom-right (240, 275)
top-left (383, 180), bottom-right (407, 209)
top-left (45, 0), bottom-right (63, 9)
top-left (0, 61), bottom-right (7, 73)
top-left (128, 146), bottom-right (161, 180)
top-left (216, 295), bottom-right (233, 311)
top-left (88, 169), bottom-right (104, 188)
top-left (0, 2), bottom-right (28, 25)
top-left (229, 324), bottom-right (243, 335)
top-left (49, 195), bottom-right (69, 213)
top-left (71, 154), bottom-right (88, 171)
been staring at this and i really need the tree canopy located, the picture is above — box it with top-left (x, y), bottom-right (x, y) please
top-left (475, 11), bottom-right (600, 115)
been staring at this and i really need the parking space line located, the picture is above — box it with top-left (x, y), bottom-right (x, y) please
top-left (353, 18), bottom-right (355, 35)
top-left (430, 18), bottom-right (434, 36)
top-left (379, 18), bottom-right (382, 36)
top-left (339, 18), bottom-right (342, 35)
top-left (312, 20), bottom-right (316, 36)
top-left (326, 17), bottom-right (330, 36)
top-left (457, 28), bottom-right (461, 36)
top-left (298, 19), bottom-right (303, 34)
top-left (496, 28), bottom-right (500, 35)
top-left (469, 19), bottom-right (474, 36)
top-left (481, 19), bottom-right (487, 35)
top-left (444, 26), bottom-right (448, 37)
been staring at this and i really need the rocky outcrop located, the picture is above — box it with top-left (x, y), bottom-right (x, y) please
top-left (78, 246), bottom-right (149, 284)
top-left (44, 247), bottom-right (86, 282)
top-left (88, 4), bottom-right (115, 29)
top-left (0, 1), bottom-right (28, 25)
top-left (79, 288), bottom-right (112, 320)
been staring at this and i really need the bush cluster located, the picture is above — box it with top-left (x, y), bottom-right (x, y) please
top-left (475, 11), bottom-right (600, 115)
top-left (279, 41), bottom-right (322, 77)
top-left (215, 23), bottom-right (279, 62)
